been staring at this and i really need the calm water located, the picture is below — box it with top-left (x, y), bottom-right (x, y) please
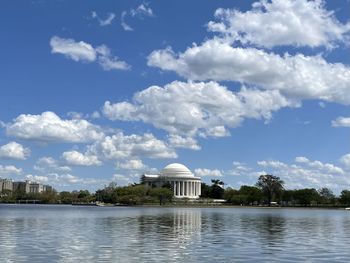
top-left (0, 205), bottom-right (349, 262)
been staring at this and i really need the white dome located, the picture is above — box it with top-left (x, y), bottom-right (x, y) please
top-left (161, 163), bottom-right (194, 178)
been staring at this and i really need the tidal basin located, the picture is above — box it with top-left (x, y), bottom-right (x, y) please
top-left (1, 205), bottom-right (350, 262)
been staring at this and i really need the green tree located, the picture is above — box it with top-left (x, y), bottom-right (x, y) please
top-left (293, 188), bottom-right (319, 206)
top-left (223, 188), bottom-right (239, 204)
top-left (41, 189), bottom-right (58, 204)
top-left (149, 187), bottom-right (173, 205)
top-left (256, 174), bottom-right (284, 206)
top-left (0, 189), bottom-right (15, 203)
top-left (78, 190), bottom-right (91, 200)
top-left (318, 187), bottom-right (335, 205)
top-left (200, 183), bottom-right (211, 198)
top-left (210, 179), bottom-right (225, 199)
top-left (239, 185), bottom-right (263, 205)
top-left (340, 190), bottom-right (350, 205)
top-left (282, 190), bottom-right (296, 206)
top-left (116, 185), bottom-right (150, 205)
top-left (59, 191), bottom-right (73, 204)
top-left (95, 182), bottom-right (118, 203)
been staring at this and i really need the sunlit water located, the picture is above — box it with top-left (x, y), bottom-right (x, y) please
top-left (0, 205), bottom-right (349, 262)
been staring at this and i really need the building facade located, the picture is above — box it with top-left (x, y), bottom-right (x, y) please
top-left (2, 180), bottom-right (53, 194)
top-left (0, 178), bottom-right (13, 192)
top-left (13, 181), bottom-right (30, 193)
top-left (29, 183), bottom-right (44, 194)
top-left (141, 163), bottom-right (201, 198)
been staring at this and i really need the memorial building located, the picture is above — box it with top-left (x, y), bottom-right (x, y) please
top-left (141, 163), bottom-right (201, 198)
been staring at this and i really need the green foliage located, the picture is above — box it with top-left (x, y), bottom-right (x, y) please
top-left (40, 190), bottom-right (58, 204)
top-left (224, 186), bottom-right (262, 205)
top-left (200, 183), bottom-right (211, 198)
top-left (293, 188), bottom-right (319, 206)
top-left (239, 185), bottom-right (263, 204)
top-left (318, 188), bottom-right (335, 204)
top-left (224, 184), bottom-right (350, 207)
top-left (149, 187), bottom-right (173, 205)
top-left (200, 180), bottom-right (225, 199)
top-left (0, 188), bottom-right (59, 203)
top-left (256, 174), bottom-right (284, 205)
top-left (59, 191), bottom-right (74, 204)
top-left (2, 177), bottom-right (350, 207)
top-left (94, 184), bottom-right (173, 205)
top-left (0, 189), bottom-right (14, 203)
top-left (95, 182), bottom-right (118, 203)
top-left (223, 188), bottom-right (239, 202)
top-left (282, 190), bottom-right (295, 203)
top-left (340, 190), bottom-right (350, 205)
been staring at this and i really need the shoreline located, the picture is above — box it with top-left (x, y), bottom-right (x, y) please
top-left (0, 202), bottom-right (348, 210)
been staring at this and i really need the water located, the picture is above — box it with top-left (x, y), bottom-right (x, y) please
top-left (0, 205), bottom-right (349, 262)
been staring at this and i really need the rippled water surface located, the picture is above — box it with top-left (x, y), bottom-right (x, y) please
top-left (0, 205), bottom-right (350, 262)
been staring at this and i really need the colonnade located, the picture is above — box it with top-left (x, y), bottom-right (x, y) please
top-left (170, 180), bottom-right (201, 198)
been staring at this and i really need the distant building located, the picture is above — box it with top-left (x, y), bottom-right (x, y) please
top-left (141, 163), bottom-right (201, 198)
top-left (0, 178), bottom-right (13, 192)
top-left (13, 181), bottom-right (30, 193)
top-left (0, 177), bottom-right (55, 195)
top-left (43, 185), bottom-right (53, 192)
top-left (29, 183), bottom-right (44, 194)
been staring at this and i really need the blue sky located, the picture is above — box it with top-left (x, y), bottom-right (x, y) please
top-left (0, 0), bottom-right (350, 193)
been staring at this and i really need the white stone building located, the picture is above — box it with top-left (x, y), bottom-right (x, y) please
top-left (141, 163), bottom-right (201, 198)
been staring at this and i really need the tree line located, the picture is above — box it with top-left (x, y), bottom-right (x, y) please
top-left (1, 174), bottom-right (350, 206)
top-left (0, 183), bottom-right (173, 205)
top-left (201, 175), bottom-right (350, 207)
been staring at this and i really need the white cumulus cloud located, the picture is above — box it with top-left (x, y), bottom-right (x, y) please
top-left (195, 168), bottom-right (222, 177)
top-left (96, 45), bottom-right (130, 71)
top-left (167, 135), bottom-right (201, 150)
top-left (255, 157), bottom-right (348, 192)
top-left (88, 132), bottom-right (177, 160)
top-left (50, 36), bottom-right (96, 62)
top-left (0, 165), bottom-right (22, 176)
top-left (103, 81), bottom-right (294, 137)
top-left (331, 117), bottom-right (350, 127)
top-left (340, 154), bottom-right (350, 169)
top-left (208, 0), bottom-right (350, 49)
top-left (34, 157), bottom-right (71, 172)
top-left (62, 150), bottom-right (101, 166)
top-left (201, 126), bottom-right (231, 138)
top-left (295, 156), bottom-right (310, 163)
top-left (25, 174), bottom-right (49, 183)
top-left (6, 111), bottom-right (104, 143)
top-left (112, 174), bottom-right (132, 185)
top-left (228, 161), bottom-right (252, 176)
top-left (0, 142), bottom-right (30, 160)
top-left (50, 36), bottom-right (130, 71)
top-left (116, 159), bottom-right (146, 170)
top-left (148, 40), bottom-right (350, 104)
